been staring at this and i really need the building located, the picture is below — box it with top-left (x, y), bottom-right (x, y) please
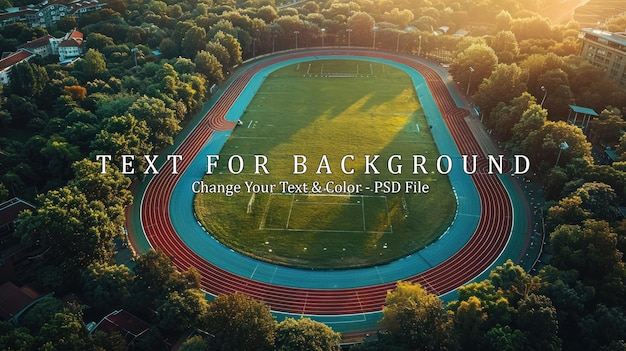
top-left (88, 310), bottom-right (150, 345)
top-left (0, 0), bottom-right (105, 29)
top-left (0, 50), bottom-right (34, 85)
top-left (0, 281), bottom-right (49, 325)
top-left (578, 28), bottom-right (626, 87)
top-left (0, 197), bottom-right (47, 284)
top-left (18, 34), bottom-right (55, 57)
top-left (55, 28), bottom-right (83, 61)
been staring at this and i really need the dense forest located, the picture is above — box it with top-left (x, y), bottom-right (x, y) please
top-left (1, 0), bottom-right (625, 350)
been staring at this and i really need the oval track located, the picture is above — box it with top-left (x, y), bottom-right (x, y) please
top-left (135, 49), bottom-right (516, 318)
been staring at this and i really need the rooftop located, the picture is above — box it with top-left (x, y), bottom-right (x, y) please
top-left (581, 28), bottom-right (626, 47)
top-left (92, 310), bottom-right (150, 340)
top-left (0, 198), bottom-right (35, 228)
top-left (0, 50), bottom-right (34, 72)
top-left (0, 281), bottom-right (48, 321)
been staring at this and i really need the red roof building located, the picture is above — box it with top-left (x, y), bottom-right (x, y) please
top-left (0, 50), bottom-right (34, 84)
top-left (0, 281), bottom-right (49, 324)
top-left (90, 310), bottom-right (151, 344)
top-left (18, 34), bottom-right (55, 57)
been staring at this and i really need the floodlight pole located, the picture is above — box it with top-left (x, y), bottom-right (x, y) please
top-left (540, 85), bottom-right (547, 107)
top-left (372, 26), bottom-right (378, 49)
top-left (321, 28), bottom-right (325, 47)
top-left (555, 141), bottom-right (569, 167)
top-left (418, 35), bottom-right (422, 56)
top-left (396, 31), bottom-right (401, 52)
top-left (294, 30), bottom-right (299, 49)
top-left (347, 28), bottom-right (352, 47)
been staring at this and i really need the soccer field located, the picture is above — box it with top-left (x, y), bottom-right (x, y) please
top-left (193, 59), bottom-right (456, 269)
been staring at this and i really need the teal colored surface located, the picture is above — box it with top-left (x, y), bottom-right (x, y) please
top-left (128, 51), bottom-right (531, 333)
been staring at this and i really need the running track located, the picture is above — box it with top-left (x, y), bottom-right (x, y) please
top-left (132, 49), bottom-right (521, 323)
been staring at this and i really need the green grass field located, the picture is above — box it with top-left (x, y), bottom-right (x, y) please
top-left (193, 59), bottom-right (456, 269)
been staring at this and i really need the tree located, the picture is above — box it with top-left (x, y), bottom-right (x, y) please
top-left (19, 296), bottom-right (65, 331)
top-left (183, 25), bottom-right (207, 58)
top-left (489, 259), bottom-right (540, 304)
top-left (205, 41), bottom-right (230, 73)
top-left (449, 43), bottom-right (498, 96)
top-left (15, 186), bottom-right (119, 288)
top-left (128, 95), bottom-right (180, 148)
top-left (130, 249), bottom-right (200, 315)
top-left (538, 266), bottom-right (595, 349)
top-left (488, 92), bottom-right (536, 141)
top-left (275, 318), bottom-right (341, 351)
top-left (550, 220), bottom-right (623, 283)
top-left (194, 51), bottom-right (224, 83)
top-left (489, 31), bottom-right (519, 63)
top-left (82, 263), bottom-right (134, 310)
top-left (381, 281), bottom-right (456, 351)
top-left (347, 12), bottom-right (375, 47)
top-left (515, 294), bottom-right (561, 351)
top-left (0, 322), bottom-right (35, 351)
top-left (474, 63), bottom-right (528, 119)
top-left (537, 68), bottom-right (575, 119)
top-left (180, 335), bottom-right (211, 351)
top-left (589, 107), bottom-right (626, 147)
top-left (38, 307), bottom-right (90, 351)
top-left (56, 16), bottom-right (78, 32)
top-left (8, 61), bottom-right (49, 97)
top-left (91, 112), bottom-right (153, 164)
top-left (157, 288), bottom-right (209, 332)
top-left (482, 325), bottom-right (526, 351)
top-left (69, 158), bottom-right (132, 225)
top-left (63, 85), bottom-right (87, 101)
top-left (86, 32), bottom-right (115, 51)
top-left (81, 49), bottom-right (108, 80)
top-left (202, 292), bottom-right (275, 351)
top-left (212, 31), bottom-right (242, 68)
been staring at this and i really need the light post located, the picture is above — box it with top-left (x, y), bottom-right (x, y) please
top-left (252, 38), bottom-right (256, 58)
top-left (555, 141), bottom-right (569, 167)
top-left (466, 66), bottom-right (474, 95)
top-left (293, 30), bottom-right (299, 49)
top-left (272, 35), bottom-right (276, 53)
top-left (540, 85), bottom-right (547, 107)
top-left (396, 30), bottom-right (401, 52)
top-left (372, 26), bottom-right (378, 49)
top-left (346, 28), bottom-right (352, 47)
top-left (418, 35), bottom-right (422, 56)
top-left (321, 28), bottom-right (325, 47)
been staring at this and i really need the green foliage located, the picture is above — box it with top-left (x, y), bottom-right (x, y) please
top-left (202, 292), bottom-right (275, 351)
top-left (275, 318), bottom-right (341, 351)
top-left (15, 186), bottom-right (119, 287)
top-left (180, 335), bottom-right (211, 351)
top-left (18, 296), bottom-right (64, 331)
top-left (129, 249), bottom-right (201, 316)
top-left (474, 63), bottom-right (528, 119)
top-left (382, 281), bottom-right (456, 351)
top-left (157, 289), bottom-right (209, 332)
top-left (82, 263), bottom-right (134, 310)
top-left (8, 61), bottom-right (49, 97)
top-left (194, 50), bottom-right (224, 83)
top-left (80, 49), bottom-right (108, 80)
top-left (449, 43), bottom-right (498, 95)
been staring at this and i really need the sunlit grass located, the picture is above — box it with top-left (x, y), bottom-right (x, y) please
top-left (194, 60), bottom-right (456, 269)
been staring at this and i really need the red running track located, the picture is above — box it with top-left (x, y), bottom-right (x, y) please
top-left (137, 49), bottom-right (513, 315)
